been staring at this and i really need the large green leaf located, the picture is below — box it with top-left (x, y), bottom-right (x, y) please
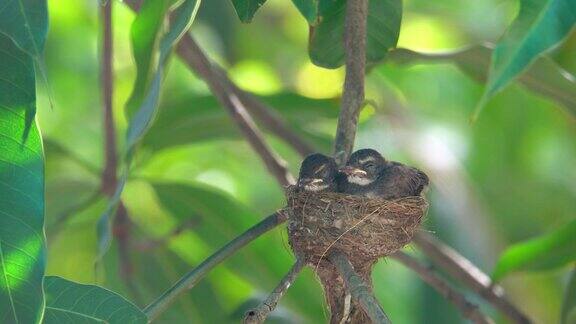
top-left (492, 219), bottom-right (576, 281)
top-left (0, 34), bottom-right (45, 324)
top-left (125, 0), bottom-right (172, 117)
top-left (98, 0), bottom-right (201, 262)
top-left (562, 267), bottom-right (576, 324)
top-left (386, 45), bottom-right (576, 117)
top-left (43, 276), bottom-right (147, 323)
top-left (309, 0), bottom-right (402, 68)
top-left (230, 0), bottom-right (267, 23)
top-left (0, 0), bottom-right (48, 57)
top-left (477, 0), bottom-right (576, 118)
top-left (143, 92), bottom-right (338, 151)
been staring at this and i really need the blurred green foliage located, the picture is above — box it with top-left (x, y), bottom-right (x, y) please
top-left (0, 0), bottom-right (573, 322)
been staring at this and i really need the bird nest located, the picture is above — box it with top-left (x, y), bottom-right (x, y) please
top-left (285, 186), bottom-right (428, 266)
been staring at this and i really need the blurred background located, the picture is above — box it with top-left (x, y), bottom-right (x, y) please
top-left (39, 0), bottom-right (576, 323)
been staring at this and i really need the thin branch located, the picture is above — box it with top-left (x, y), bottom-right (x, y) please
top-left (333, 0), bottom-right (368, 165)
top-left (100, 0), bottom-right (117, 196)
top-left (413, 233), bottom-right (531, 324)
top-left (391, 252), bottom-right (494, 324)
top-left (214, 67), bottom-right (315, 157)
top-left (100, 0), bottom-right (139, 303)
top-left (328, 251), bottom-right (391, 324)
top-left (176, 35), bottom-right (295, 187)
top-left (143, 211), bottom-right (288, 322)
top-left (244, 258), bottom-right (305, 324)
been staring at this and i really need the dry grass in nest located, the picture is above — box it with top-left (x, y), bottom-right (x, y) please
top-left (284, 186), bottom-right (428, 267)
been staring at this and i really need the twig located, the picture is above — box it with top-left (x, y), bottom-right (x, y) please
top-left (333, 0), bottom-right (368, 166)
top-left (413, 233), bottom-right (531, 324)
top-left (100, 0), bottom-right (138, 302)
top-left (244, 258), bottom-right (305, 324)
top-left (328, 251), bottom-right (391, 324)
top-left (100, 0), bottom-right (117, 196)
top-left (391, 252), bottom-right (494, 324)
top-left (176, 35), bottom-right (295, 187)
top-left (213, 66), bottom-right (315, 157)
top-left (143, 211), bottom-right (288, 321)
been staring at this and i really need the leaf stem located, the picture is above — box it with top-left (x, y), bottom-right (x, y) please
top-left (175, 35), bottom-right (295, 186)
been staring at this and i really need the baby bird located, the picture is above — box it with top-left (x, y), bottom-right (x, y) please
top-left (296, 153), bottom-right (339, 192)
top-left (338, 149), bottom-right (429, 199)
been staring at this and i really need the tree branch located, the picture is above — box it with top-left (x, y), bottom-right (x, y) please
top-left (176, 35), bottom-right (295, 187)
top-left (391, 252), bottom-right (494, 324)
top-left (333, 0), bottom-right (368, 165)
top-left (217, 72), bottom-right (315, 157)
top-left (100, 0), bottom-right (117, 196)
top-left (413, 233), bottom-right (531, 324)
top-left (244, 258), bottom-right (305, 324)
top-left (100, 1), bottom-right (139, 305)
top-left (329, 251), bottom-right (391, 324)
top-left (143, 211), bottom-right (288, 321)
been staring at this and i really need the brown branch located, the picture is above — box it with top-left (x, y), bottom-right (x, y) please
top-left (328, 251), bottom-right (391, 324)
top-left (100, 1), bottom-right (139, 303)
top-left (244, 258), bottom-right (305, 324)
top-left (391, 252), bottom-right (494, 324)
top-left (217, 72), bottom-right (315, 157)
top-left (333, 0), bottom-right (368, 166)
top-left (176, 35), bottom-right (295, 187)
top-left (100, 0), bottom-right (117, 196)
top-left (143, 211), bottom-right (288, 321)
top-left (413, 233), bottom-right (531, 324)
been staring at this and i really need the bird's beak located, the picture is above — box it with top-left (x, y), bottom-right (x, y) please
top-left (341, 166), bottom-right (367, 177)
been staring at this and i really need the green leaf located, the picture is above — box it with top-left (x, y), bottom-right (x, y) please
top-left (386, 45), bottom-right (576, 117)
top-left (309, 0), bottom-right (402, 68)
top-left (98, 0), bottom-right (201, 262)
top-left (562, 267), bottom-right (576, 324)
top-left (143, 92), bottom-right (338, 151)
top-left (230, 0), bottom-right (267, 23)
top-left (291, 0), bottom-right (319, 24)
top-left (43, 276), bottom-right (147, 324)
top-left (492, 219), bottom-right (576, 281)
top-left (125, 0), bottom-right (172, 117)
top-left (0, 0), bottom-right (48, 57)
top-left (476, 0), bottom-right (576, 118)
top-left (0, 33), bottom-right (46, 324)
